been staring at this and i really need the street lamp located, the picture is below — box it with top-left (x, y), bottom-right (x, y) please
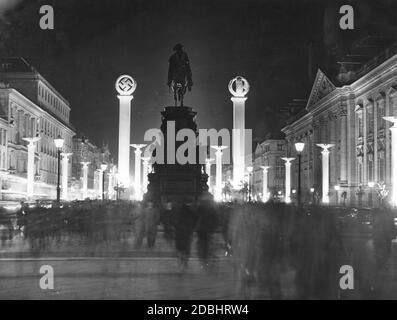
top-left (54, 135), bottom-right (64, 203)
top-left (334, 185), bottom-right (340, 206)
top-left (101, 163), bottom-right (108, 200)
top-left (294, 141), bottom-right (305, 206)
top-left (247, 166), bottom-right (253, 202)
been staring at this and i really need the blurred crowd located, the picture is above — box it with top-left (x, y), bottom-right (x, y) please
top-left (0, 199), bottom-right (396, 299)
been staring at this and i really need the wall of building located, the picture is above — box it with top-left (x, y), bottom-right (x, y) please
top-left (282, 53), bottom-right (397, 207)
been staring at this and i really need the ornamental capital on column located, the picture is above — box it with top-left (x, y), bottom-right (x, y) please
top-left (131, 144), bottom-right (146, 152)
top-left (281, 157), bottom-right (295, 164)
top-left (61, 152), bottom-right (73, 158)
top-left (81, 161), bottom-right (90, 167)
top-left (231, 96), bottom-right (248, 103)
top-left (211, 145), bottom-right (228, 154)
top-left (316, 144), bottom-right (334, 152)
top-left (23, 136), bottom-right (40, 146)
top-left (117, 95), bottom-right (134, 102)
top-left (260, 166), bottom-right (270, 172)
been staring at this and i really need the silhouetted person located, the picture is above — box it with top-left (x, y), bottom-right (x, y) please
top-left (145, 201), bottom-right (160, 248)
top-left (196, 198), bottom-right (216, 268)
top-left (174, 203), bottom-right (197, 271)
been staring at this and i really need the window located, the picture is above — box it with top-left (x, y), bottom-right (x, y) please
top-left (277, 144), bottom-right (283, 151)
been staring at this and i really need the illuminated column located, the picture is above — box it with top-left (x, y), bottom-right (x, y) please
top-left (260, 166), bottom-right (270, 202)
top-left (23, 137), bottom-right (40, 199)
top-left (108, 166), bottom-right (116, 200)
top-left (211, 146), bottom-right (228, 201)
top-left (205, 158), bottom-right (214, 189)
top-left (141, 157), bottom-right (150, 195)
top-left (282, 158), bottom-right (295, 204)
top-left (229, 76), bottom-right (250, 188)
top-left (384, 116), bottom-right (397, 205)
top-left (317, 144), bottom-right (334, 204)
top-left (98, 169), bottom-right (103, 199)
top-left (131, 144), bottom-right (146, 200)
top-left (115, 75), bottom-right (137, 188)
top-left (81, 162), bottom-right (90, 200)
top-left (61, 152), bottom-right (72, 201)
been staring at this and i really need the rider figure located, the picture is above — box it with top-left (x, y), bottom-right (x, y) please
top-left (167, 43), bottom-right (193, 106)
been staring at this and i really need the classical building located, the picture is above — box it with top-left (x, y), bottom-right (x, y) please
top-left (70, 134), bottom-right (114, 200)
top-left (0, 57), bottom-right (75, 200)
top-left (282, 47), bottom-right (397, 207)
top-left (252, 135), bottom-right (286, 200)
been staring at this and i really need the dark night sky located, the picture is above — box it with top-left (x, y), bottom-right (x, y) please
top-left (0, 0), bottom-right (396, 160)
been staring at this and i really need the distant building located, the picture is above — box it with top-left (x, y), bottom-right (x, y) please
top-left (282, 46), bottom-right (397, 207)
top-left (0, 58), bottom-right (75, 200)
top-left (253, 135), bottom-right (286, 200)
top-left (70, 134), bottom-right (114, 200)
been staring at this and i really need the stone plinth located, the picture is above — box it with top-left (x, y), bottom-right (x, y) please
top-left (145, 106), bottom-right (210, 204)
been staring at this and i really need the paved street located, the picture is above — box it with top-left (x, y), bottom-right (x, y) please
top-left (1, 240), bottom-right (397, 299)
top-left (0, 257), bottom-right (241, 299)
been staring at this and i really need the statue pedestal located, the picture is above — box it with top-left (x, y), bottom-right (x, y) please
top-left (145, 106), bottom-right (210, 204)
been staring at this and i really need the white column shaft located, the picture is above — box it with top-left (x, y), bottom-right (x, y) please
top-left (232, 97), bottom-right (247, 186)
top-left (322, 150), bottom-right (330, 203)
top-left (135, 150), bottom-right (142, 199)
top-left (206, 162), bottom-right (211, 189)
top-left (62, 156), bottom-right (69, 200)
top-left (118, 96), bottom-right (133, 187)
top-left (285, 163), bottom-right (291, 203)
top-left (215, 151), bottom-right (223, 201)
top-left (82, 165), bottom-right (89, 199)
top-left (262, 169), bottom-right (268, 202)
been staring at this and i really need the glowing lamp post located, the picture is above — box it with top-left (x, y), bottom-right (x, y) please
top-left (282, 157), bottom-right (295, 204)
top-left (384, 117), bottom-right (397, 206)
top-left (260, 166), bottom-right (270, 202)
top-left (205, 158), bottom-right (214, 190)
top-left (211, 145), bottom-right (228, 202)
top-left (229, 76), bottom-right (249, 188)
top-left (131, 144), bottom-right (146, 200)
top-left (61, 152), bottom-right (72, 201)
top-left (54, 135), bottom-right (64, 203)
top-left (115, 75), bottom-right (137, 189)
top-left (294, 142), bottom-right (305, 206)
top-left (81, 162), bottom-right (90, 200)
top-left (316, 144), bottom-right (334, 204)
top-left (23, 137), bottom-right (40, 200)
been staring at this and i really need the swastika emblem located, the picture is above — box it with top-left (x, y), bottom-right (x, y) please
top-left (115, 75), bottom-right (137, 96)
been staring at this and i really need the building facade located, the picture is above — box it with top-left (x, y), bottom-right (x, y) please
top-left (70, 135), bottom-right (114, 200)
top-left (282, 51), bottom-right (397, 207)
top-left (253, 137), bottom-right (286, 200)
top-left (0, 58), bottom-right (75, 200)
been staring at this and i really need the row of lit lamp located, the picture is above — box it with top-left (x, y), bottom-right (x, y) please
top-left (33, 135), bottom-right (111, 202)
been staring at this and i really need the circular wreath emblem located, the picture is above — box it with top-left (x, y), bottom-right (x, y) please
top-left (228, 76), bottom-right (250, 97)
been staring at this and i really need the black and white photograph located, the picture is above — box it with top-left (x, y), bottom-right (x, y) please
top-left (0, 0), bottom-right (397, 303)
